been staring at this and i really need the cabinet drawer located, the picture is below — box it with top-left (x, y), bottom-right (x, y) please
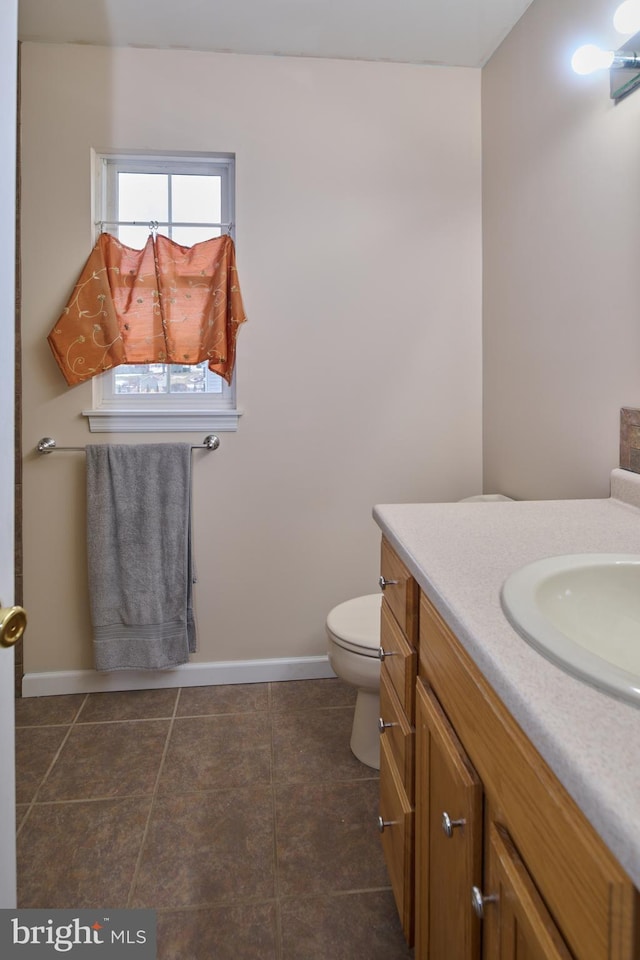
top-left (380, 668), bottom-right (414, 801)
top-left (381, 538), bottom-right (418, 644)
top-left (381, 599), bottom-right (417, 722)
top-left (380, 734), bottom-right (415, 945)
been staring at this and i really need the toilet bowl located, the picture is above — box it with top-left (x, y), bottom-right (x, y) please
top-left (326, 497), bottom-right (513, 768)
top-left (326, 593), bottom-right (382, 769)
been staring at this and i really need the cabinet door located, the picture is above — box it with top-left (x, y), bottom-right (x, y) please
top-left (380, 734), bottom-right (415, 944)
top-left (483, 820), bottom-right (574, 960)
top-left (415, 679), bottom-right (482, 960)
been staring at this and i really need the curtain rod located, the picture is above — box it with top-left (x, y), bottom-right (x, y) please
top-left (36, 435), bottom-right (220, 454)
top-left (96, 219), bottom-right (234, 232)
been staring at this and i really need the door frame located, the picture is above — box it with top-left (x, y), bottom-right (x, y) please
top-left (0, 0), bottom-right (19, 909)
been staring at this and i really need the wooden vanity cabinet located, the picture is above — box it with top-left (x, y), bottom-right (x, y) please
top-left (416, 590), bottom-right (640, 960)
top-left (378, 535), bottom-right (640, 958)
top-left (377, 538), bottom-right (418, 945)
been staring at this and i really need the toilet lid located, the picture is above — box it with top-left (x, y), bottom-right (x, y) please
top-left (327, 594), bottom-right (381, 653)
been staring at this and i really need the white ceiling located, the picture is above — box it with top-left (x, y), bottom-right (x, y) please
top-left (18, 0), bottom-right (536, 69)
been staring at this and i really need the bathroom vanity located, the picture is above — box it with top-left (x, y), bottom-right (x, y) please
top-left (375, 470), bottom-right (640, 960)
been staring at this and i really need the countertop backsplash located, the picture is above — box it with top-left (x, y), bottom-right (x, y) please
top-left (619, 407), bottom-right (640, 474)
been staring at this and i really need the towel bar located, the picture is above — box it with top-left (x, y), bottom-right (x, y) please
top-left (36, 435), bottom-right (220, 454)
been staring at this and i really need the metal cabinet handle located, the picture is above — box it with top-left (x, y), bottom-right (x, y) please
top-left (377, 815), bottom-right (397, 833)
top-left (471, 885), bottom-right (498, 919)
top-left (378, 575), bottom-right (399, 590)
top-left (378, 717), bottom-right (397, 733)
top-left (442, 811), bottom-right (466, 837)
top-left (377, 647), bottom-right (397, 661)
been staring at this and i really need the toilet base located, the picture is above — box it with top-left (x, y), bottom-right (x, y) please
top-left (350, 688), bottom-right (380, 769)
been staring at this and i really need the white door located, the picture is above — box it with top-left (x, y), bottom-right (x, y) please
top-left (0, 0), bottom-right (19, 908)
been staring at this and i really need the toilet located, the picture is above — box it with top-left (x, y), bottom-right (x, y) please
top-left (326, 496), bottom-right (514, 770)
top-left (326, 593), bottom-right (382, 769)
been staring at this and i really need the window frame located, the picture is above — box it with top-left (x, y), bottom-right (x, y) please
top-left (83, 150), bottom-right (242, 433)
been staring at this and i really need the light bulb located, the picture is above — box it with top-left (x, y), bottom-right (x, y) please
top-left (614, 0), bottom-right (640, 35)
top-left (571, 44), bottom-right (615, 75)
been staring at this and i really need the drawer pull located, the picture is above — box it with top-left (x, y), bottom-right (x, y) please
top-left (378, 575), bottom-right (399, 590)
top-left (377, 646), bottom-right (398, 661)
top-left (471, 885), bottom-right (498, 919)
top-left (378, 717), bottom-right (397, 733)
top-left (377, 815), bottom-right (398, 833)
top-left (442, 811), bottom-right (466, 837)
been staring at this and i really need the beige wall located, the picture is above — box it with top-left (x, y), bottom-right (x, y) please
top-left (482, 0), bottom-right (640, 500)
top-left (20, 43), bottom-right (482, 680)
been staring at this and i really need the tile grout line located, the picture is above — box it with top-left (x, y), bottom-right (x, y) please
top-left (269, 682), bottom-right (284, 960)
top-left (142, 884), bottom-right (395, 914)
top-left (125, 687), bottom-right (182, 909)
top-left (16, 693), bottom-right (90, 841)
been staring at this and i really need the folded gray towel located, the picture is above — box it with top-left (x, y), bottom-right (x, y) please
top-left (86, 443), bottom-right (196, 670)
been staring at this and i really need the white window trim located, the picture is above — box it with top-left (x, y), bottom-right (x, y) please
top-left (82, 408), bottom-right (242, 433)
top-left (83, 150), bottom-right (242, 433)
top-left (83, 378), bottom-right (242, 433)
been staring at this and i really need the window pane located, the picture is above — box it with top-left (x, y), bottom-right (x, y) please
top-left (118, 173), bottom-right (168, 224)
top-left (171, 225), bottom-right (222, 246)
top-left (114, 365), bottom-right (169, 394)
top-left (172, 175), bottom-right (221, 224)
top-left (114, 362), bottom-right (223, 395)
top-left (117, 225), bottom-right (150, 249)
top-left (168, 362), bottom-right (223, 394)
top-left (169, 362), bottom-right (202, 393)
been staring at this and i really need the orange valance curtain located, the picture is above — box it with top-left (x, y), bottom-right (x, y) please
top-left (47, 231), bottom-right (247, 387)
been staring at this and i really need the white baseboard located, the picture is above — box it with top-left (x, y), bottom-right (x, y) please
top-left (21, 655), bottom-right (336, 698)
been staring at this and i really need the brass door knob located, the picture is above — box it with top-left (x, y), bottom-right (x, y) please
top-left (0, 604), bottom-right (27, 648)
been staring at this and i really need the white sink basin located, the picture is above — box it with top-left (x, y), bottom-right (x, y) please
top-left (500, 554), bottom-right (640, 707)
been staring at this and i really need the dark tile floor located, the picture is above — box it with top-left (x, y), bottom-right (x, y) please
top-left (15, 678), bottom-right (414, 959)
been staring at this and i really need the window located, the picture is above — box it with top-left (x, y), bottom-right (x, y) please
top-left (83, 151), bottom-right (242, 432)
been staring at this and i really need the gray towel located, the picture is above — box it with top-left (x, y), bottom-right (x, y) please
top-left (86, 443), bottom-right (196, 670)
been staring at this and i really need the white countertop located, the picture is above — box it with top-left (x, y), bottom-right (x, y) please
top-left (373, 468), bottom-right (640, 889)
